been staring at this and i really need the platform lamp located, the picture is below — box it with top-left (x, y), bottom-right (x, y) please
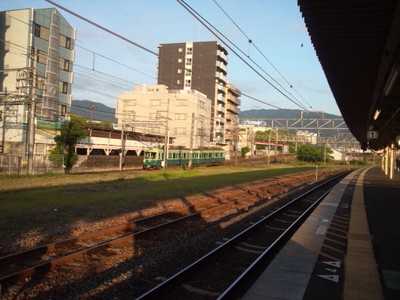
top-left (383, 64), bottom-right (399, 96)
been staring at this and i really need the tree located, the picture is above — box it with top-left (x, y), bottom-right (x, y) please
top-left (241, 146), bottom-right (250, 158)
top-left (50, 115), bottom-right (87, 173)
top-left (296, 144), bottom-right (333, 163)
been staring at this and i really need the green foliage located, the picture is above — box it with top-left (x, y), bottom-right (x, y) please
top-left (241, 146), bottom-right (250, 158)
top-left (348, 159), bottom-right (367, 165)
top-left (296, 144), bottom-right (333, 163)
top-left (89, 121), bottom-right (114, 130)
top-left (50, 115), bottom-right (87, 173)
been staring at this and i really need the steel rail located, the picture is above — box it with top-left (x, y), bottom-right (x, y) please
top-left (136, 172), bottom-right (347, 299)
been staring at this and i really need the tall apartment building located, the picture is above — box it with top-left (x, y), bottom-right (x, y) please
top-left (0, 8), bottom-right (75, 156)
top-left (225, 83), bottom-right (241, 155)
top-left (157, 41), bottom-right (235, 145)
top-left (116, 84), bottom-right (212, 148)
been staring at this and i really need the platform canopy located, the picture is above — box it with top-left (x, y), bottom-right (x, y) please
top-left (298, 0), bottom-right (400, 150)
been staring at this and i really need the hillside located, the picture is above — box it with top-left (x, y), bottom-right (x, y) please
top-left (71, 100), bottom-right (116, 123)
top-left (70, 102), bottom-right (343, 131)
top-left (239, 108), bottom-right (341, 119)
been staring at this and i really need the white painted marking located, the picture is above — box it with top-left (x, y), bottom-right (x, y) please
top-left (264, 225), bottom-right (285, 231)
top-left (316, 225), bottom-right (327, 235)
top-left (275, 218), bottom-right (292, 223)
top-left (236, 246), bottom-right (264, 254)
top-left (322, 261), bottom-right (341, 268)
top-left (322, 218), bottom-right (329, 223)
top-left (318, 275), bottom-right (339, 283)
top-left (283, 213), bottom-right (298, 217)
top-left (321, 203), bottom-right (339, 207)
top-left (241, 242), bottom-right (266, 250)
top-left (325, 268), bottom-right (337, 273)
top-left (182, 284), bottom-right (220, 296)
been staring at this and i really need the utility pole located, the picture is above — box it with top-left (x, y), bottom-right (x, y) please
top-left (275, 127), bottom-right (278, 157)
top-left (234, 120), bottom-right (238, 166)
top-left (188, 112), bottom-right (195, 169)
top-left (160, 98), bottom-right (170, 169)
top-left (1, 88), bottom-right (7, 154)
top-left (88, 104), bottom-right (95, 155)
top-left (119, 124), bottom-right (125, 171)
top-left (267, 129), bottom-right (271, 165)
top-left (25, 63), bottom-right (36, 175)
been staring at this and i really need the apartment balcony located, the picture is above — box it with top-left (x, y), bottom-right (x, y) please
top-left (226, 102), bottom-right (240, 115)
top-left (226, 95), bottom-right (241, 106)
top-left (215, 72), bottom-right (227, 84)
top-left (216, 117), bottom-right (225, 124)
top-left (224, 132), bottom-right (237, 141)
top-left (217, 104), bottom-right (226, 115)
top-left (217, 50), bottom-right (228, 64)
top-left (216, 60), bottom-right (227, 73)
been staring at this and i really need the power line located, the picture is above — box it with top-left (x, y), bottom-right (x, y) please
top-left (177, 0), bottom-right (308, 111)
top-left (44, 0), bottom-right (158, 56)
top-left (212, 0), bottom-right (313, 110)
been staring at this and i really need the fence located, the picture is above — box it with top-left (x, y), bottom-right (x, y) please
top-left (0, 154), bottom-right (64, 175)
top-left (0, 154), bottom-right (144, 175)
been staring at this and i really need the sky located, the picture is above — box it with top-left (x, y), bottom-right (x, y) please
top-left (0, 0), bottom-right (341, 116)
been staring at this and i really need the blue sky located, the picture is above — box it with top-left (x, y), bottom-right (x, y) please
top-left (0, 0), bottom-right (341, 115)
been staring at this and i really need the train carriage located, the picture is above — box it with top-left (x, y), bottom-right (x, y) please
top-left (143, 147), bottom-right (225, 169)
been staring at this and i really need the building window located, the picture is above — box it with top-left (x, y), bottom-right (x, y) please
top-left (59, 58), bottom-right (70, 71)
top-left (185, 69), bottom-right (192, 76)
top-left (34, 23), bottom-right (50, 40)
top-left (199, 101), bottom-right (205, 109)
top-left (34, 23), bottom-right (41, 37)
top-left (186, 47), bottom-right (193, 55)
top-left (178, 58), bottom-right (183, 63)
top-left (177, 80), bottom-right (181, 84)
top-left (124, 111), bottom-right (135, 121)
top-left (178, 47), bottom-right (183, 52)
top-left (65, 37), bottom-right (71, 49)
top-left (60, 35), bottom-right (71, 49)
top-left (186, 58), bottom-right (192, 65)
top-left (60, 104), bottom-right (67, 116)
top-left (176, 99), bottom-right (187, 106)
top-left (124, 99), bottom-right (136, 106)
top-left (59, 81), bottom-right (68, 94)
top-left (175, 113), bottom-right (187, 120)
top-left (184, 79), bottom-right (191, 88)
top-left (38, 51), bottom-right (47, 64)
top-left (177, 69), bottom-right (182, 74)
top-left (174, 127), bottom-right (186, 135)
top-left (150, 99), bottom-right (161, 106)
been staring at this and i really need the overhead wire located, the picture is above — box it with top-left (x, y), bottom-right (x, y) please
top-left (1, 5), bottom-right (284, 126)
top-left (177, 0), bottom-right (308, 111)
top-left (40, 2), bottom-right (282, 110)
top-left (212, 0), bottom-right (314, 110)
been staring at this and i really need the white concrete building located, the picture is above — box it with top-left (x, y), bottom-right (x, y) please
top-left (0, 8), bottom-right (76, 156)
top-left (116, 84), bottom-right (213, 149)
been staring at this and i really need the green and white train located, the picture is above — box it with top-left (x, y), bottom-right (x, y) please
top-left (143, 147), bottom-right (225, 169)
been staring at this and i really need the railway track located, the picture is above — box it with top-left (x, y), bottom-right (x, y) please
top-left (0, 170), bottom-right (349, 298)
top-left (136, 173), bottom-right (346, 299)
top-left (0, 172), bottom-right (312, 293)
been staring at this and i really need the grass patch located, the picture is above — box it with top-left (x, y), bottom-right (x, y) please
top-left (0, 164), bottom-right (338, 242)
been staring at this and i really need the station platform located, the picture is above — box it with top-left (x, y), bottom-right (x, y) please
top-left (242, 166), bottom-right (400, 300)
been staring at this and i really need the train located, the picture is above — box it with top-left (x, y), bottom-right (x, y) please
top-left (143, 147), bottom-right (225, 169)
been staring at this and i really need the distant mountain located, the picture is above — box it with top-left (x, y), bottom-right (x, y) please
top-left (239, 108), bottom-right (341, 119)
top-left (71, 100), bottom-right (116, 123)
top-left (70, 102), bottom-right (342, 128)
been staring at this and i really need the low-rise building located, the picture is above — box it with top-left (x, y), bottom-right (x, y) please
top-left (116, 84), bottom-right (213, 149)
